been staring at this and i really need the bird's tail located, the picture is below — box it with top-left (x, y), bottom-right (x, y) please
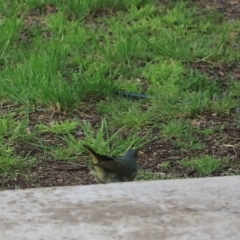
top-left (83, 145), bottom-right (100, 164)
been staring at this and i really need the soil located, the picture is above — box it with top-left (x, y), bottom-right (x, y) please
top-left (1, 0), bottom-right (240, 189)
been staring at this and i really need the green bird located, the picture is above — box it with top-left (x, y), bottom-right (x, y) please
top-left (83, 145), bottom-right (138, 183)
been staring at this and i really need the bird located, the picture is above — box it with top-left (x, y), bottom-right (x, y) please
top-left (83, 145), bottom-right (138, 183)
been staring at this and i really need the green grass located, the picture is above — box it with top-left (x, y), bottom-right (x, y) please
top-left (0, 0), bottom-right (239, 185)
top-left (29, 117), bottom-right (147, 162)
top-left (0, 115), bottom-right (37, 181)
top-left (180, 155), bottom-right (227, 176)
top-left (161, 119), bottom-right (207, 151)
top-left (37, 120), bottom-right (79, 134)
top-left (136, 170), bottom-right (175, 181)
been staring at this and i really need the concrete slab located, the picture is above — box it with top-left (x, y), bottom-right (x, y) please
top-left (0, 176), bottom-right (240, 240)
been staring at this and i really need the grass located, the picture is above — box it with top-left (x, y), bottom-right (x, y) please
top-left (0, 115), bottom-right (37, 180)
top-left (136, 170), bottom-right (174, 181)
top-left (180, 155), bottom-right (227, 176)
top-left (0, 0), bottom-right (240, 187)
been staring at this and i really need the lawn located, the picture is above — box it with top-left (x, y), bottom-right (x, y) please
top-left (0, 0), bottom-right (240, 189)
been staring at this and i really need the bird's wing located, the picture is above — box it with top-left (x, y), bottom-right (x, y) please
top-left (95, 160), bottom-right (131, 179)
